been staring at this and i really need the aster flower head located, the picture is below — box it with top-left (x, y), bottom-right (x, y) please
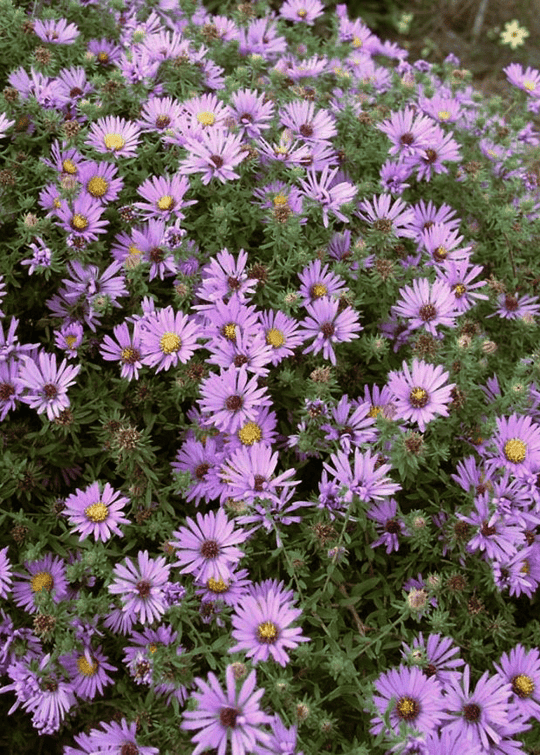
top-left (78, 160), bottom-right (124, 205)
top-left (486, 413), bottom-right (540, 478)
top-left (259, 309), bottom-right (306, 365)
top-left (356, 193), bottom-right (416, 238)
top-left (12, 553), bottom-right (68, 614)
top-left (297, 258), bottom-right (347, 306)
top-left (61, 646), bottom-right (116, 700)
top-left (34, 17), bottom-right (79, 44)
top-left (299, 298), bottom-right (362, 365)
top-left (18, 351), bottom-right (80, 421)
top-left (281, 100), bottom-right (337, 144)
top-left (72, 718), bottom-right (159, 755)
top-left (134, 173), bottom-right (195, 221)
top-left (492, 291), bottom-right (540, 321)
top-left (229, 88), bottom-right (275, 139)
top-left (368, 498), bottom-right (407, 553)
top-left (378, 107), bottom-right (437, 158)
top-left (197, 248), bottom-right (257, 304)
top-left (401, 633), bottom-right (465, 686)
top-left (182, 665), bottom-right (272, 755)
top-left (387, 358), bottom-right (455, 432)
top-left (180, 128), bottom-right (247, 185)
top-left (219, 443), bottom-right (298, 505)
top-left (323, 448), bottom-right (401, 504)
top-left (139, 306), bottom-right (201, 372)
top-left (391, 277), bottom-right (458, 337)
top-left (504, 63), bottom-right (540, 97)
top-left (198, 364), bottom-right (272, 433)
top-left (64, 481), bottom-right (130, 542)
top-left (229, 583), bottom-right (309, 666)
top-left (0, 547), bottom-right (13, 599)
top-left (280, 0), bottom-right (324, 24)
top-left (56, 193), bottom-right (109, 243)
top-left (108, 550), bottom-right (170, 625)
top-left (172, 508), bottom-right (248, 583)
top-left (371, 665), bottom-right (445, 738)
top-left (86, 116), bottom-right (141, 158)
top-left (100, 321), bottom-right (144, 381)
top-left (493, 645), bottom-right (540, 721)
top-left (298, 166), bottom-right (357, 227)
top-left (443, 665), bottom-right (513, 750)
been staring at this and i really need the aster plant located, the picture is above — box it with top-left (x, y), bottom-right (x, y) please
top-left (2, 0), bottom-right (540, 753)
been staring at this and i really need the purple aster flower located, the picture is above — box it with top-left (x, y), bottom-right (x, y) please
top-left (424, 728), bottom-right (483, 755)
top-left (76, 718), bottom-right (159, 755)
top-left (368, 498), bottom-right (407, 553)
top-left (182, 92), bottom-right (230, 130)
top-left (1, 654), bottom-right (76, 734)
top-left (219, 443), bottom-right (298, 505)
top-left (100, 321), bottom-right (144, 381)
top-left (281, 100), bottom-right (337, 144)
top-left (206, 330), bottom-right (274, 378)
top-left (391, 277), bottom-right (458, 337)
top-left (358, 383), bottom-right (397, 421)
top-left (491, 292), bottom-right (540, 321)
top-left (297, 259), bottom-right (347, 306)
top-left (226, 406), bottom-right (278, 451)
top-left (197, 248), bottom-right (257, 304)
top-left (370, 665), bottom-right (445, 738)
top-left (457, 493), bottom-right (524, 561)
top-left (229, 583), bottom-right (309, 666)
top-left (504, 63), bottom-right (540, 97)
top-left (61, 646), bottom-right (116, 700)
top-left (182, 665), bottom-right (272, 755)
top-left (18, 351), bottom-right (80, 421)
top-left (407, 125), bottom-right (462, 181)
top-left (320, 394), bottom-right (377, 452)
top-left (378, 107), bottom-right (437, 158)
top-left (171, 508), bottom-right (248, 583)
top-left (34, 17), bottom-right (79, 44)
top-left (259, 309), bottom-right (306, 365)
top-left (172, 436), bottom-right (225, 506)
top-left (0, 360), bottom-right (24, 421)
top-left (380, 159), bottom-right (413, 194)
top-left (180, 128), bottom-right (247, 184)
top-left (64, 481), bottom-right (130, 542)
top-left (56, 193), bottom-right (109, 243)
top-left (257, 132), bottom-right (311, 167)
top-left (420, 222), bottom-right (472, 265)
top-left (401, 633), bottom-right (464, 687)
top-left (229, 88), bottom-right (275, 140)
top-left (194, 567), bottom-right (252, 608)
top-left (12, 553), bottom-right (68, 614)
top-left (0, 547), bottom-right (13, 598)
top-left (54, 66), bottom-right (93, 110)
top-left (258, 714), bottom-right (303, 755)
top-left (85, 115), bottom-right (141, 158)
top-left (299, 297), bottom-right (362, 365)
top-left (21, 236), bottom-right (52, 275)
top-left (195, 295), bottom-right (260, 345)
top-left (78, 160), bottom-right (124, 204)
top-left (108, 550), bottom-right (170, 625)
top-left (409, 199), bottom-right (460, 241)
top-left (123, 625), bottom-right (187, 703)
top-left (493, 645), bottom-right (540, 722)
top-left (138, 95), bottom-right (184, 133)
top-left (280, 0), bottom-right (324, 24)
top-left (323, 448), bottom-right (401, 504)
top-left (356, 193), bottom-right (416, 238)
top-left (139, 306), bottom-right (201, 372)
top-left (118, 220), bottom-right (177, 281)
top-left (55, 321), bottom-right (84, 359)
top-left (252, 180), bottom-right (306, 224)
top-left (238, 17), bottom-right (287, 58)
top-left (134, 173), bottom-right (195, 221)
top-left (486, 413), bottom-right (540, 477)
top-left (493, 545), bottom-right (540, 598)
top-left (198, 365), bottom-right (272, 433)
top-left (442, 665), bottom-right (513, 750)
top-left (387, 358), bottom-right (455, 432)
top-left (436, 258), bottom-right (488, 312)
top-left (87, 37), bottom-right (122, 66)
top-left (298, 166), bottom-right (357, 227)
top-left (0, 111), bottom-right (15, 139)
top-left (419, 93), bottom-right (462, 123)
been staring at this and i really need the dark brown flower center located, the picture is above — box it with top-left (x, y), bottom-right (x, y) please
top-left (300, 123), bottom-right (313, 137)
top-left (321, 322), bottom-right (335, 337)
top-left (195, 463), bottom-right (210, 479)
top-left (211, 155), bottom-right (224, 168)
top-left (121, 744), bottom-right (139, 755)
top-left (385, 518), bottom-right (401, 534)
top-left (220, 706), bottom-right (238, 727)
top-left (395, 695), bottom-right (419, 720)
top-left (0, 383), bottom-right (14, 400)
top-left (136, 580), bottom-right (151, 598)
top-left (400, 132), bottom-right (414, 145)
top-left (155, 115), bottom-right (171, 128)
top-left (43, 383), bottom-right (58, 398)
top-left (419, 304), bottom-right (437, 321)
top-left (505, 295), bottom-right (518, 311)
top-left (463, 703), bottom-right (481, 721)
top-left (200, 540), bottom-right (220, 558)
top-left (226, 395), bottom-right (243, 411)
top-left (481, 520), bottom-right (496, 537)
top-left (253, 474), bottom-right (266, 492)
top-left (424, 148), bottom-right (438, 163)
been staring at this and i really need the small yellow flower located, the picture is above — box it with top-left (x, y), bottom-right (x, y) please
top-left (500, 20), bottom-right (529, 50)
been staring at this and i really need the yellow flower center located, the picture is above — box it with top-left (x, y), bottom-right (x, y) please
top-left (97, 51), bottom-right (109, 63)
top-left (396, 696), bottom-right (419, 720)
top-left (207, 577), bottom-right (229, 593)
top-left (275, 146), bottom-right (288, 155)
top-left (454, 283), bottom-right (467, 297)
top-left (121, 347), bottom-right (137, 363)
top-left (63, 159), bottom-right (77, 174)
top-left (311, 283), bottom-right (327, 298)
top-left (65, 336), bottom-right (77, 348)
top-left (77, 656), bottom-right (99, 676)
top-left (368, 405), bottom-right (382, 418)
top-left (266, 328), bottom-right (285, 348)
top-left (257, 620), bottom-right (279, 643)
top-left (87, 176), bottom-right (108, 197)
top-left (352, 36), bottom-right (362, 48)
top-left (438, 110), bottom-right (451, 120)
top-left (197, 111), bottom-right (215, 126)
top-left (520, 559), bottom-right (530, 575)
top-left (297, 8), bottom-right (307, 16)
top-left (512, 674), bottom-right (535, 698)
top-left (504, 438), bottom-right (527, 464)
top-left (160, 332), bottom-right (181, 354)
top-left (53, 198), bottom-right (61, 209)
top-left (84, 502), bottom-right (109, 522)
top-left (71, 213), bottom-right (88, 231)
top-left (238, 422), bottom-right (262, 445)
top-left (128, 244), bottom-right (142, 256)
top-left (103, 133), bottom-right (126, 150)
top-left (223, 323), bottom-right (237, 341)
top-left (409, 387), bottom-right (429, 408)
top-left (273, 194), bottom-right (288, 206)
top-left (31, 571), bottom-right (54, 592)
top-left (157, 195), bottom-right (174, 210)
top-left (524, 80), bottom-right (536, 91)
top-left (149, 644), bottom-right (158, 653)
